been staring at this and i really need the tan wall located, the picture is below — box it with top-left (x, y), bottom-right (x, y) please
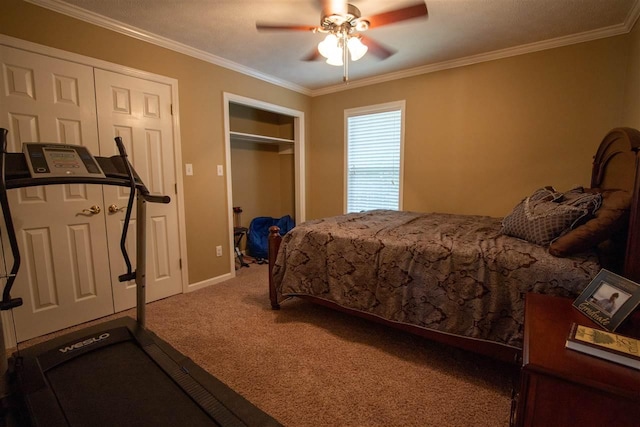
top-left (623, 19), bottom-right (640, 127)
top-left (1, 0), bottom-right (311, 284)
top-left (309, 36), bottom-right (630, 219)
top-left (280, 153), bottom-right (295, 217)
top-left (230, 142), bottom-right (294, 229)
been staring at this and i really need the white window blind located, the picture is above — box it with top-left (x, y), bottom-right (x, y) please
top-left (346, 105), bottom-right (403, 213)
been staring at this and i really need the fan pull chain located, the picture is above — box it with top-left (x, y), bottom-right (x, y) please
top-left (343, 30), bottom-right (350, 83)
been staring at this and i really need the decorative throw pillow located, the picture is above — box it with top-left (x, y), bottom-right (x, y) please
top-left (502, 187), bottom-right (601, 246)
top-left (529, 186), bottom-right (563, 203)
top-left (557, 186), bottom-right (602, 227)
top-left (549, 189), bottom-right (631, 257)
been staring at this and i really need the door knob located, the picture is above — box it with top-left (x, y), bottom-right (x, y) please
top-left (108, 204), bottom-right (126, 214)
top-left (82, 205), bottom-right (101, 215)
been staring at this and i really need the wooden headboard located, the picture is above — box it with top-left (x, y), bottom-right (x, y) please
top-left (590, 127), bottom-right (640, 282)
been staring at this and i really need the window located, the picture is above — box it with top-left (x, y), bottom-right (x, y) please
top-left (345, 101), bottom-right (404, 213)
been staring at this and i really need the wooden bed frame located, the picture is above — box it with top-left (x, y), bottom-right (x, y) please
top-left (267, 128), bottom-right (640, 364)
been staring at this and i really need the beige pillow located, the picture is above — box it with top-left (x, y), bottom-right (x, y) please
top-left (549, 189), bottom-right (631, 257)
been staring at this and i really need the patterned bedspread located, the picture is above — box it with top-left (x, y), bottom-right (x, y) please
top-left (272, 210), bottom-right (601, 349)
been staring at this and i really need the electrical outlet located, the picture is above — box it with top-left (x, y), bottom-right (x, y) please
top-left (216, 245), bottom-right (222, 257)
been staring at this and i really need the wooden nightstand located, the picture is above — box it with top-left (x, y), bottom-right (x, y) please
top-left (512, 293), bottom-right (640, 427)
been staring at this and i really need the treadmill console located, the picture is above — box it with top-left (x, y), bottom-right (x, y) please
top-left (23, 143), bottom-right (105, 179)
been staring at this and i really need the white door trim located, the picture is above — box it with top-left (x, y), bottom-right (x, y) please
top-left (223, 93), bottom-right (306, 276)
top-left (0, 34), bottom-right (189, 345)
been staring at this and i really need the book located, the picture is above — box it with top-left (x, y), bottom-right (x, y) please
top-left (565, 323), bottom-right (640, 370)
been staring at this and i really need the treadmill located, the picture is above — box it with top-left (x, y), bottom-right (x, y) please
top-left (0, 128), bottom-right (281, 427)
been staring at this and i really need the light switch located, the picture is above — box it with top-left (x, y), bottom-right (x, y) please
top-left (185, 163), bottom-right (193, 176)
top-left (217, 165), bottom-right (223, 176)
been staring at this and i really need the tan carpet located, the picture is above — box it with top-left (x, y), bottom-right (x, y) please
top-left (21, 264), bottom-right (516, 427)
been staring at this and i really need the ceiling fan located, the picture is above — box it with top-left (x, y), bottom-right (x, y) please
top-left (256, 1), bottom-right (429, 83)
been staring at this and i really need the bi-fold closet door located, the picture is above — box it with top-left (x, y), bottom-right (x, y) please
top-left (0, 45), bottom-right (182, 342)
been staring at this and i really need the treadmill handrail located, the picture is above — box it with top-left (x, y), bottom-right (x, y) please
top-left (0, 129), bottom-right (22, 311)
top-left (114, 135), bottom-right (137, 283)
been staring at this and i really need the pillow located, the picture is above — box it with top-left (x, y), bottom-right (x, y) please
top-left (549, 189), bottom-right (631, 257)
top-left (530, 186), bottom-right (563, 202)
top-left (557, 186), bottom-right (602, 226)
top-left (501, 187), bottom-right (601, 246)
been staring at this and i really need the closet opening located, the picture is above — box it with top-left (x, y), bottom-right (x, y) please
top-left (223, 93), bottom-right (305, 275)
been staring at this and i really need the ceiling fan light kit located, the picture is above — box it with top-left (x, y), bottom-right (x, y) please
top-left (347, 36), bottom-right (367, 61)
top-left (318, 33), bottom-right (368, 66)
top-left (316, 4), bottom-right (369, 79)
top-left (256, 1), bottom-right (429, 83)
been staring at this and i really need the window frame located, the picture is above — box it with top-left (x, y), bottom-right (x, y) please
top-left (343, 100), bottom-right (406, 213)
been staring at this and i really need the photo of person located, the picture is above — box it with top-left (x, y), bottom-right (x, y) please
top-left (588, 281), bottom-right (631, 316)
top-left (595, 292), bottom-right (619, 314)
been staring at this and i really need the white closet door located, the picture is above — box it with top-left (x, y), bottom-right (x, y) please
top-left (0, 46), bottom-right (114, 341)
top-left (94, 69), bottom-right (182, 312)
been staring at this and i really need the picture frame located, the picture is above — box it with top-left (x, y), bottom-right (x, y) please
top-left (573, 269), bottom-right (640, 331)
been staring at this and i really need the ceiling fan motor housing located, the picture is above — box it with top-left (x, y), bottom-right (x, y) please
top-left (321, 4), bottom-right (369, 33)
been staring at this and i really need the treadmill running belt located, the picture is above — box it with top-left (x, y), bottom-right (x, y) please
top-left (46, 341), bottom-right (223, 427)
top-left (11, 317), bottom-right (281, 426)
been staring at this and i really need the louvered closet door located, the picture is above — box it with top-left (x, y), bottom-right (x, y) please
top-left (94, 69), bottom-right (182, 312)
top-left (0, 46), bottom-right (114, 341)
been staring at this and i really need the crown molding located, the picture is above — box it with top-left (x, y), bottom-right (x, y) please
top-left (24, 0), bottom-right (640, 98)
top-left (311, 17), bottom-right (640, 96)
top-left (24, 0), bottom-right (312, 96)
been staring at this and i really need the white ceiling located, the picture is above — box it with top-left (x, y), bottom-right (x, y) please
top-left (27, 0), bottom-right (640, 95)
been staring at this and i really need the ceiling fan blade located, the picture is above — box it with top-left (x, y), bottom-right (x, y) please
top-left (256, 23), bottom-right (318, 32)
top-left (303, 48), bottom-right (321, 62)
top-left (365, 2), bottom-right (428, 29)
top-left (360, 36), bottom-right (396, 60)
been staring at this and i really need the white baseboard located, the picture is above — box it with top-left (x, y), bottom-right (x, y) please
top-left (186, 272), bottom-right (233, 293)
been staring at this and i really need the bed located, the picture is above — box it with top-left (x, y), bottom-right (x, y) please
top-left (267, 128), bottom-right (640, 363)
